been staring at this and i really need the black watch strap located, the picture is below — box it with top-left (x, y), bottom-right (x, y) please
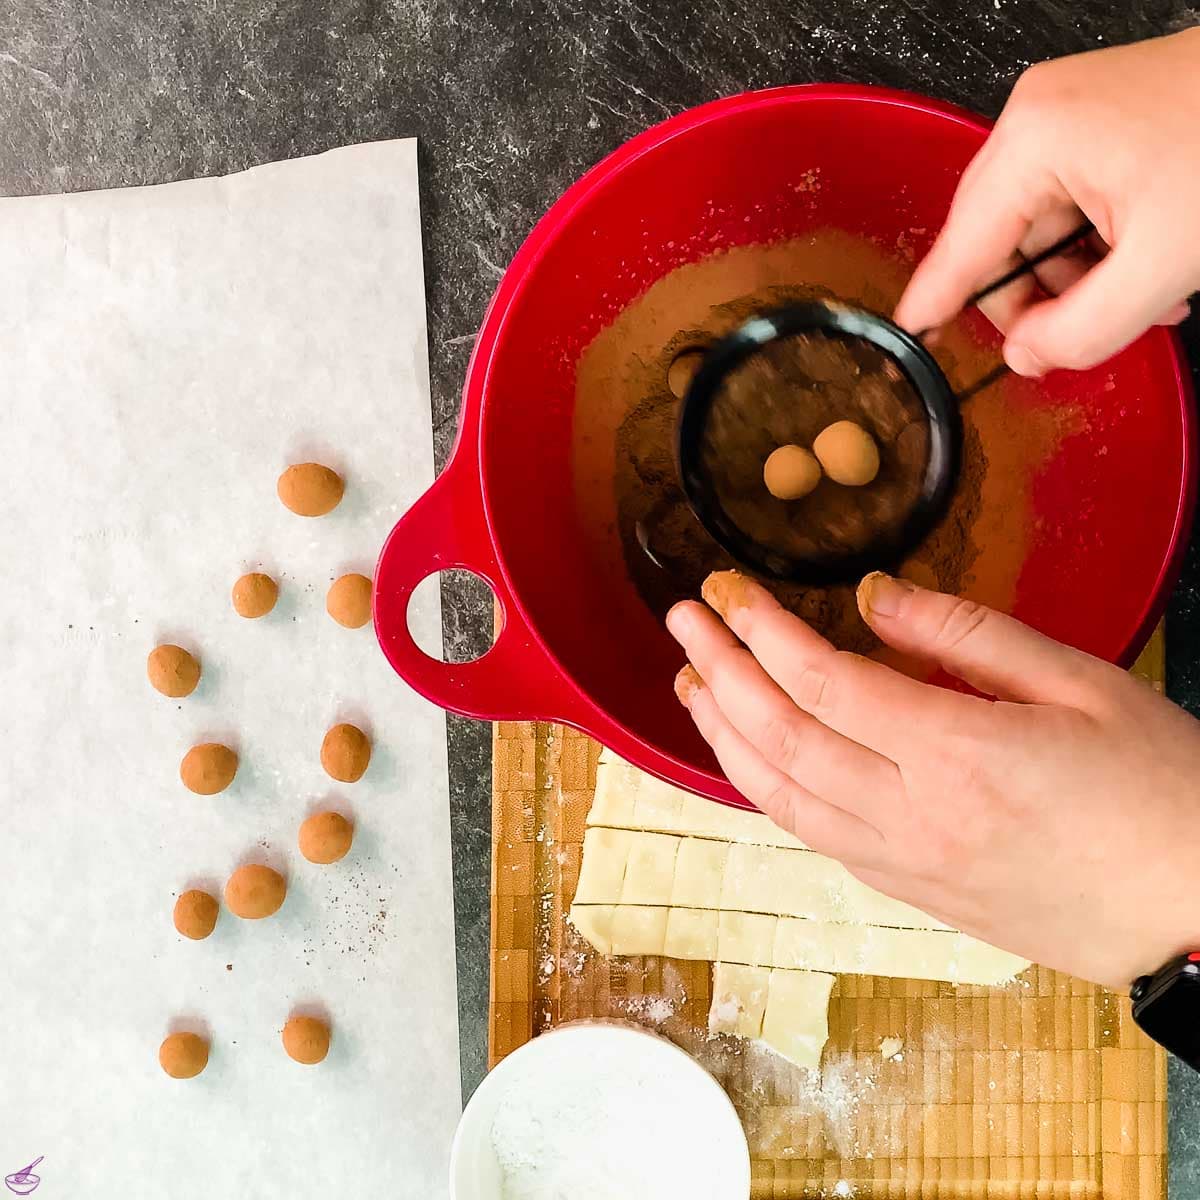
top-left (1131, 953), bottom-right (1200, 1071)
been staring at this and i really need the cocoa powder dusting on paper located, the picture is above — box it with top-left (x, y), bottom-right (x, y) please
top-left (573, 231), bottom-right (1079, 658)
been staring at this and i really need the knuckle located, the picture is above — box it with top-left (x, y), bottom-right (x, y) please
top-left (757, 712), bottom-right (807, 770)
top-left (1009, 59), bottom-right (1054, 105)
top-left (793, 660), bottom-right (837, 716)
top-left (757, 774), bottom-right (803, 824)
top-left (929, 598), bottom-right (989, 654)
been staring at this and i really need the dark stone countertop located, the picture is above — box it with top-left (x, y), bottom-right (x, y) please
top-left (3, 0), bottom-right (1197, 1185)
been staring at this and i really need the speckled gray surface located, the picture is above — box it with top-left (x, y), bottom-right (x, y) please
top-left (3, 0), bottom-right (1198, 1177)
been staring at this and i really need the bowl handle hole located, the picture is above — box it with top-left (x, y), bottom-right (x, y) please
top-left (407, 567), bottom-right (501, 665)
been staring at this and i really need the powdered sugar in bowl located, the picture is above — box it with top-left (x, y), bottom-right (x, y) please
top-left (449, 1022), bottom-right (750, 1199)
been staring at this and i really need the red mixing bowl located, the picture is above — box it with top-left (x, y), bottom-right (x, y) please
top-left (375, 84), bottom-right (1196, 808)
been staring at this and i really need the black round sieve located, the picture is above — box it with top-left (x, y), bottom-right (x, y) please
top-left (672, 222), bottom-right (1093, 585)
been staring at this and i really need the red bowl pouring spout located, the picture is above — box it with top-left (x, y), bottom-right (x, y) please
top-left (374, 84), bottom-right (1196, 809)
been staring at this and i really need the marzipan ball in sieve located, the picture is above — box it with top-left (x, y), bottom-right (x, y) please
top-left (321, 723), bottom-right (371, 783)
top-left (813, 421), bottom-right (880, 486)
top-left (173, 889), bottom-right (219, 940)
top-left (159, 1032), bottom-right (209, 1079)
top-left (277, 463), bottom-right (344, 517)
top-left (148, 644), bottom-right (201, 698)
top-left (763, 445), bottom-right (822, 500)
top-left (224, 864), bottom-right (287, 919)
top-left (282, 1015), bottom-right (331, 1065)
top-left (326, 573), bottom-right (372, 629)
top-left (232, 572), bottom-right (278, 618)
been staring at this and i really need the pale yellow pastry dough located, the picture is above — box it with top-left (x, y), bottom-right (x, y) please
top-left (720, 841), bottom-right (951, 930)
top-left (590, 751), bottom-right (807, 849)
top-left (569, 903), bottom-right (1028, 985)
top-left (573, 828), bottom-right (635, 904)
top-left (569, 904), bottom-right (615, 956)
top-left (671, 838), bottom-right (729, 909)
top-left (620, 830), bottom-right (680, 905)
top-left (610, 905), bottom-right (668, 957)
top-left (664, 908), bottom-right (719, 961)
top-left (709, 962), bottom-right (770, 1038)
top-left (577, 827), bottom-right (949, 930)
top-left (718, 910), bottom-right (779, 966)
top-left (760, 968), bottom-right (837, 1069)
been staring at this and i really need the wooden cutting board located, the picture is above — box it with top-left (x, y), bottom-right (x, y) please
top-left (489, 629), bottom-right (1167, 1198)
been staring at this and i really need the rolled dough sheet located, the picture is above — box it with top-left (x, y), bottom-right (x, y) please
top-left (569, 904), bottom-right (1028, 986)
top-left (0, 141), bottom-right (460, 1199)
top-left (575, 827), bottom-right (950, 930)
top-left (589, 750), bottom-right (808, 849)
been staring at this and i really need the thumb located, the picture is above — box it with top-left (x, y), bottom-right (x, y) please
top-left (1004, 228), bottom-right (1193, 374)
top-left (856, 572), bottom-right (1109, 705)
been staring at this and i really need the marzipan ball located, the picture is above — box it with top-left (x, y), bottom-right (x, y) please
top-left (667, 349), bottom-right (706, 400)
top-left (148, 644), bottom-right (201, 698)
top-left (159, 1032), bottom-right (209, 1079)
top-left (224, 864), bottom-right (287, 919)
top-left (232, 572), bottom-right (278, 618)
top-left (277, 463), bottom-right (344, 517)
top-left (173, 889), bottom-right (219, 940)
top-left (321, 723), bottom-right (371, 783)
top-left (326, 573), bottom-right (372, 629)
top-left (180, 743), bottom-right (239, 795)
top-left (299, 811), bottom-right (354, 864)
top-left (282, 1015), bottom-right (331, 1065)
top-left (763, 445), bottom-right (822, 501)
top-left (813, 421), bottom-right (881, 486)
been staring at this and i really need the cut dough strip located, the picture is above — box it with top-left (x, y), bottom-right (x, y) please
top-left (574, 827), bottom-right (951, 931)
top-left (709, 962), bottom-right (836, 1070)
top-left (569, 903), bottom-right (1027, 986)
top-left (589, 751), bottom-right (808, 850)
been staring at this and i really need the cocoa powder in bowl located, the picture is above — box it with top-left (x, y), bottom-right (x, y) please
top-left (572, 229), bottom-right (1078, 662)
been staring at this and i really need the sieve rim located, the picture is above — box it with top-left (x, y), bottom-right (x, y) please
top-left (675, 299), bottom-right (963, 584)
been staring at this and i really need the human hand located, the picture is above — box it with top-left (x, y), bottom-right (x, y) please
top-left (667, 571), bottom-right (1199, 991)
top-left (894, 28), bottom-right (1200, 377)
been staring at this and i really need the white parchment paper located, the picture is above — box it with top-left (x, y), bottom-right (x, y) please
top-left (0, 141), bottom-right (461, 1198)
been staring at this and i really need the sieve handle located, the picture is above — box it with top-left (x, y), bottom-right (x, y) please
top-left (921, 220), bottom-right (1096, 401)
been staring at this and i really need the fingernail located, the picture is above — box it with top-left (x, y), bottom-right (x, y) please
top-left (1004, 342), bottom-right (1048, 378)
top-left (674, 664), bottom-right (704, 708)
top-left (701, 570), bottom-right (753, 622)
top-left (857, 571), bottom-right (915, 620)
top-left (666, 602), bottom-right (694, 639)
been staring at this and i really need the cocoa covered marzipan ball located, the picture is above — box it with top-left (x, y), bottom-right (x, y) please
top-left (326, 574), bottom-right (372, 629)
top-left (282, 1015), bottom-right (331, 1065)
top-left (277, 463), bottom-right (344, 517)
top-left (232, 572), bottom-right (278, 618)
top-left (763, 445), bottom-right (822, 500)
top-left (159, 1032), bottom-right (209, 1079)
top-left (224, 864), bottom-right (287, 919)
top-left (148, 644), bottom-right (201, 698)
top-left (320, 723), bottom-right (371, 783)
top-left (180, 743), bottom-right (239, 795)
top-left (813, 421), bottom-right (880, 486)
top-left (299, 811), bottom-right (354, 864)
top-left (173, 889), bottom-right (219, 940)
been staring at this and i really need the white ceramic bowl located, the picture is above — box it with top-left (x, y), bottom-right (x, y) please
top-left (450, 1021), bottom-right (750, 1199)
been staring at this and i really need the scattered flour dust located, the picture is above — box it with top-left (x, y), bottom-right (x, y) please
top-left (489, 1032), bottom-right (744, 1199)
top-left (620, 994), bottom-right (675, 1025)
